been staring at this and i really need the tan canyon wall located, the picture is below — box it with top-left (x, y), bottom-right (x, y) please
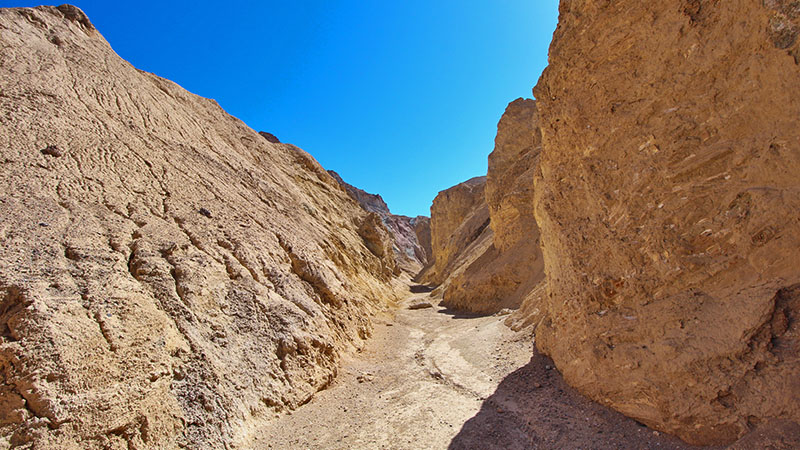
top-left (533, 0), bottom-right (800, 445)
top-left (0, 6), bottom-right (398, 449)
top-left (421, 99), bottom-right (546, 315)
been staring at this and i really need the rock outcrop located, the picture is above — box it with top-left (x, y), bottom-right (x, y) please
top-left (419, 99), bottom-right (546, 315)
top-left (532, 0), bottom-right (800, 445)
top-left (258, 131), bottom-right (281, 144)
top-left (442, 100), bottom-right (546, 315)
top-left (328, 171), bottom-right (431, 274)
top-left (0, 6), bottom-right (398, 449)
top-left (417, 177), bottom-right (490, 289)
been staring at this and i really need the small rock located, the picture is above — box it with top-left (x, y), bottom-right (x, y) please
top-left (408, 301), bottom-right (433, 310)
top-left (357, 372), bottom-right (374, 383)
top-left (41, 145), bottom-right (63, 157)
top-left (259, 131), bottom-right (281, 143)
top-left (199, 207), bottom-right (212, 218)
top-left (38, 222), bottom-right (50, 227)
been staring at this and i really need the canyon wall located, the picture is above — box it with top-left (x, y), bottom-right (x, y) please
top-left (533, 0), bottom-right (800, 445)
top-left (328, 171), bottom-right (431, 274)
top-left (421, 100), bottom-right (545, 315)
top-left (417, 177), bottom-right (490, 288)
top-left (0, 6), bottom-right (398, 449)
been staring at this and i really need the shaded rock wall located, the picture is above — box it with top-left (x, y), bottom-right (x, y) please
top-left (0, 6), bottom-right (398, 449)
top-left (328, 171), bottom-right (431, 274)
top-left (533, 0), bottom-right (800, 445)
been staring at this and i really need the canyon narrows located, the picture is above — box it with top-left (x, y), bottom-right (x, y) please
top-left (1, 2), bottom-right (799, 450)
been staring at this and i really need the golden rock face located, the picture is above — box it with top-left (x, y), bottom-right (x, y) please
top-left (532, 0), bottom-right (800, 445)
top-left (0, 6), bottom-right (398, 448)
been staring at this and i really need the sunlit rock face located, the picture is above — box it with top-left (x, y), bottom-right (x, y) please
top-left (425, 99), bottom-right (546, 315)
top-left (328, 170), bottom-right (431, 275)
top-left (533, 0), bottom-right (800, 445)
top-left (417, 177), bottom-right (490, 288)
top-left (0, 6), bottom-right (398, 448)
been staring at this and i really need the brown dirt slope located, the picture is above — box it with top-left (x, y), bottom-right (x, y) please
top-left (533, 0), bottom-right (800, 445)
top-left (0, 6), bottom-right (398, 449)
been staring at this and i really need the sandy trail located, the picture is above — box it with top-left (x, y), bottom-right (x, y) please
top-left (255, 289), bottom-right (702, 450)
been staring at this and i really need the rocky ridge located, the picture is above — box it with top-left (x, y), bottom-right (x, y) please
top-left (0, 6), bottom-right (399, 449)
top-left (328, 171), bottom-right (431, 275)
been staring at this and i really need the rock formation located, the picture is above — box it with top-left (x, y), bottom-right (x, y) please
top-left (258, 131), bottom-right (281, 144)
top-left (328, 171), bottom-right (431, 274)
top-left (532, 0), bottom-right (800, 445)
top-left (417, 176), bottom-right (490, 288)
top-left (420, 99), bottom-right (546, 315)
top-left (0, 6), bottom-right (399, 449)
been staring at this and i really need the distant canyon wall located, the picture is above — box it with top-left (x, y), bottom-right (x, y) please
top-left (0, 6), bottom-right (399, 449)
top-left (328, 170), bottom-right (431, 275)
top-left (420, 99), bottom-right (545, 315)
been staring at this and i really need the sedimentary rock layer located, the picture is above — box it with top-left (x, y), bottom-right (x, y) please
top-left (418, 176), bottom-right (489, 289)
top-left (442, 99), bottom-right (546, 314)
top-left (533, 0), bottom-right (800, 445)
top-left (0, 6), bottom-right (397, 449)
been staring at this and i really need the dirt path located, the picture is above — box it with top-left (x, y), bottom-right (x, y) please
top-left (254, 290), bottom-right (704, 450)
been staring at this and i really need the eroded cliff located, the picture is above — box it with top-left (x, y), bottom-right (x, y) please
top-left (328, 171), bottom-right (431, 275)
top-left (420, 99), bottom-right (545, 315)
top-left (0, 6), bottom-right (398, 449)
top-left (417, 177), bottom-right (490, 289)
top-left (533, 0), bottom-right (800, 445)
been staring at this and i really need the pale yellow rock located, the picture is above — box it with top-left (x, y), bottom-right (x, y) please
top-left (0, 6), bottom-right (398, 449)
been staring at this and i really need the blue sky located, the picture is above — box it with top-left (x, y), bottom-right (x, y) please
top-left (2, 1), bottom-right (559, 217)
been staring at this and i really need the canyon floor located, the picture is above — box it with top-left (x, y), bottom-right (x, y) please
top-left (255, 285), bottom-right (703, 450)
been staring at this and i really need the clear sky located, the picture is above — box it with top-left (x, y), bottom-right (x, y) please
top-left (2, 1), bottom-right (559, 217)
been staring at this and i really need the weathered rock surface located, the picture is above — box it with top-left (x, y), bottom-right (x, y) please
top-left (328, 170), bottom-right (431, 274)
top-left (419, 100), bottom-right (546, 315)
top-left (533, 0), bottom-right (800, 445)
top-left (417, 176), bottom-right (490, 289)
top-left (0, 6), bottom-right (398, 449)
top-left (442, 99), bottom-right (546, 315)
top-left (258, 131), bottom-right (281, 144)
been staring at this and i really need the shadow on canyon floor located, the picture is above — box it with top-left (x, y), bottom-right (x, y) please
top-left (448, 350), bottom-right (711, 450)
top-left (410, 284), bottom-right (436, 293)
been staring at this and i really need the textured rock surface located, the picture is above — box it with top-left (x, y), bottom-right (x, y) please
top-left (420, 100), bottom-right (546, 315)
top-left (442, 99), bottom-right (546, 314)
top-left (258, 131), bottom-right (281, 144)
top-left (418, 176), bottom-right (489, 288)
top-left (328, 170), bottom-right (431, 274)
top-left (533, 0), bottom-right (800, 445)
top-left (0, 6), bottom-right (398, 449)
